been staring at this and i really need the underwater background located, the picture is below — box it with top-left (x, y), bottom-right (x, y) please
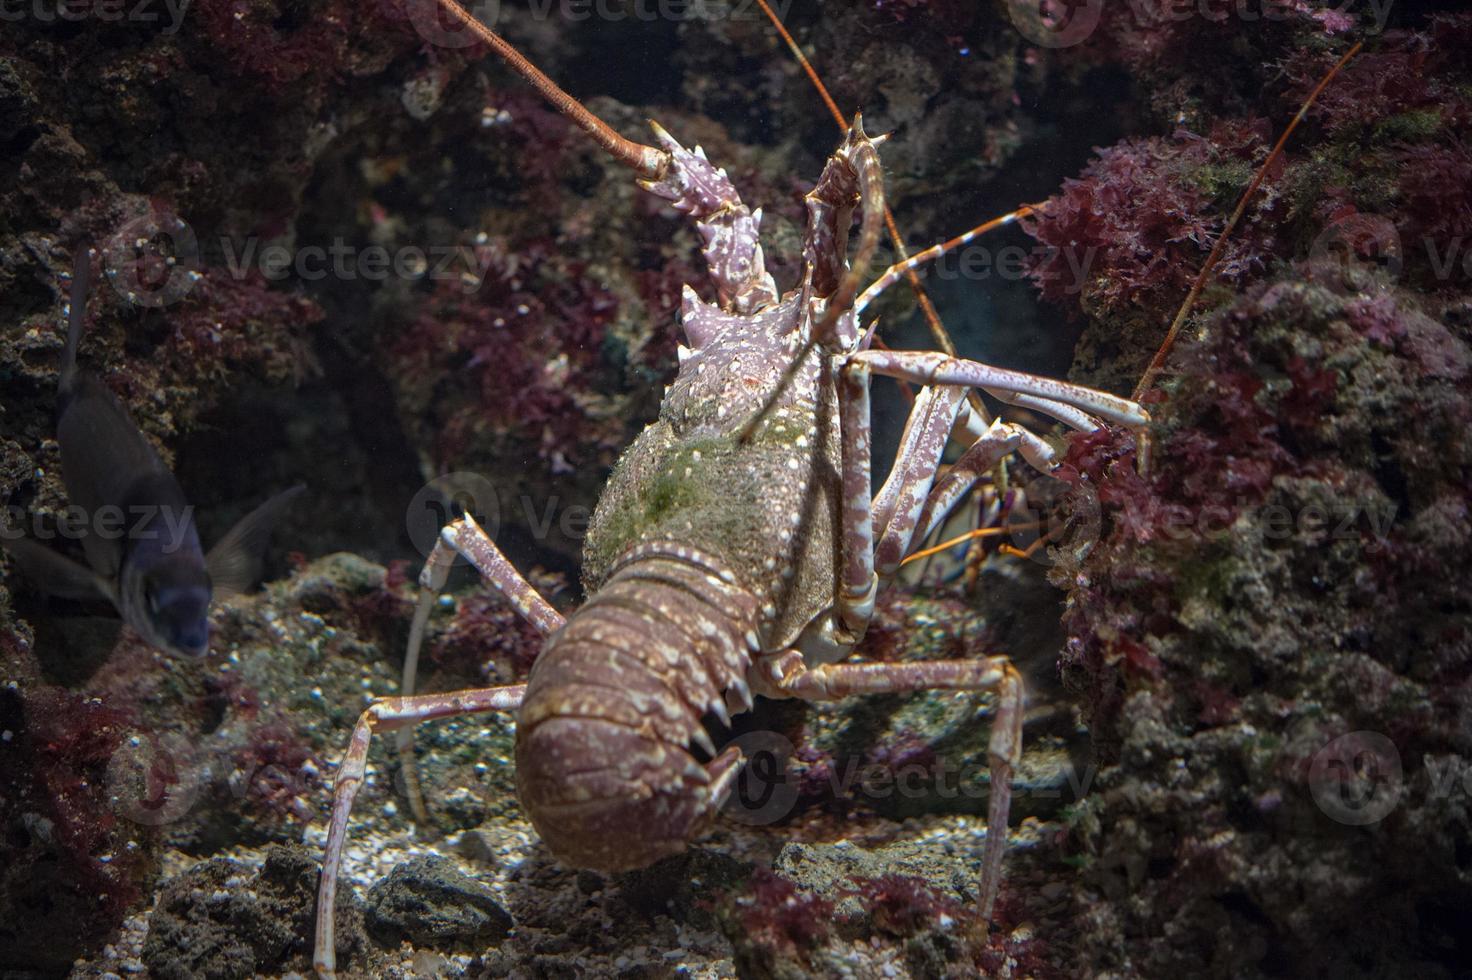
top-left (1, 0), bottom-right (1469, 977)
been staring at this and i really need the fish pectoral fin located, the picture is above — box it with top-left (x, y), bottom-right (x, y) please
top-left (78, 525), bottom-right (124, 583)
top-left (206, 484), bottom-right (306, 597)
top-left (1, 536), bottom-right (111, 602)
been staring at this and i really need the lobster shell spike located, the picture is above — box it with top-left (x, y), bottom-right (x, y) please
top-left (680, 283), bottom-right (721, 349)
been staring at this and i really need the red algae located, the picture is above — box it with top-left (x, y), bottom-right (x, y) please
top-left (0, 685), bottom-right (156, 970)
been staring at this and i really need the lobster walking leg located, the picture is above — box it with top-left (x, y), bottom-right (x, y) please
top-left (834, 344), bottom-right (1150, 599)
top-left (823, 363), bottom-right (1033, 921)
top-left (756, 652), bottom-right (1025, 921)
top-left (851, 349), bottom-right (1150, 430)
top-left (823, 304), bottom-right (1147, 922)
top-left (901, 418), bottom-right (1031, 562)
top-left (987, 388), bottom-right (1102, 433)
top-left (911, 422), bottom-right (1022, 533)
top-left (831, 360), bottom-right (987, 623)
top-left (314, 684), bottom-right (527, 979)
top-left (870, 386), bottom-right (968, 579)
top-left (398, 514), bottom-right (566, 823)
top-left (427, 514), bottom-right (566, 637)
top-left (869, 385), bottom-right (967, 543)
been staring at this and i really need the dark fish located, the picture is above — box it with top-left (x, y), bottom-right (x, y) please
top-left (2, 248), bottom-right (302, 657)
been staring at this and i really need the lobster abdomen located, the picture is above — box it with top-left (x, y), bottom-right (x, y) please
top-left (514, 546), bottom-right (758, 871)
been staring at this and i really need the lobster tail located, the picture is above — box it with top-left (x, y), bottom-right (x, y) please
top-left (515, 546), bottom-right (759, 871)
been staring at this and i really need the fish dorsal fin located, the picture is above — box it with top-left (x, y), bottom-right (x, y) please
top-left (56, 245), bottom-right (183, 583)
top-left (57, 372), bottom-right (179, 590)
top-left (205, 485), bottom-right (305, 598)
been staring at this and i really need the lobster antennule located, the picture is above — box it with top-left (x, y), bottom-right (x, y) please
top-left (733, 114), bottom-right (890, 445)
top-left (752, 0), bottom-right (964, 356)
top-left (811, 114), bottom-right (886, 350)
top-left (753, 0), bottom-right (1000, 443)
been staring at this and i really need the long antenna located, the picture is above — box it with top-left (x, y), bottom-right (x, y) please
top-left (855, 207), bottom-right (1035, 316)
top-left (1132, 42), bottom-right (1363, 401)
top-left (434, 0), bottom-right (668, 180)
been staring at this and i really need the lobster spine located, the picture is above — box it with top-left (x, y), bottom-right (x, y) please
top-left (514, 546), bottom-right (759, 871)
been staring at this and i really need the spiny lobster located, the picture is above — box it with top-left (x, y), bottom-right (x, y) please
top-left (312, 7), bottom-right (1152, 976)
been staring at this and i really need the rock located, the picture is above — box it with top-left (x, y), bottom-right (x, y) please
top-left (771, 840), bottom-right (979, 937)
top-left (772, 840), bottom-right (976, 905)
top-left (142, 843), bottom-right (364, 979)
top-left (721, 841), bottom-right (988, 979)
top-left (615, 848), bottom-right (750, 930)
top-left (456, 828), bottom-right (501, 864)
top-left (1054, 267), bottom-right (1472, 974)
top-left (365, 854), bottom-right (513, 950)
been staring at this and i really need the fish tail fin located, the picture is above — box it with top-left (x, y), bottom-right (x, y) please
top-left (206, 484), bottom-right (307, 598)
top-left (59, 244), bottom-right (94, 404)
